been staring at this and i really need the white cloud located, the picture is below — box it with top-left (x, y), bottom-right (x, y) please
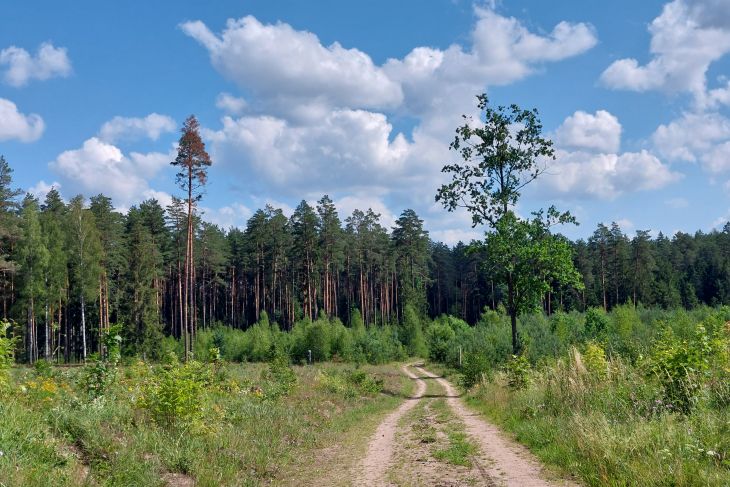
top-left (430, 228), bottom-right (482, 246)
top-left (181, 16), bottom-right (403, 114)
top-left (555, 110), bottom-right (622, 153)
top-left (615, 218), bottom-right (634, 229)
top-left (0, 98), bottom-right (44, 142)
top-left (0, 42), bottom-right (71, 87)
top-left (652, 111), bottom-right (730, 174)
top-left (600, 0), bottom-right (730, 103)
top-left (28, 180), bottom-right (60, 202)
top-left (99, 113), bottom-right (176, 143)
top-left (652, 112), bottom-right (730, 162)
top-left (185, 7), bottom-right (597, 242)
top-left (539, 149), bottom-right (682, 199)
top-left (215, 92), bottom-right (247, 115)
top-left (49, 137), bottom-right (170, 208)
top-left (207, 110), bottom-right (412, 191)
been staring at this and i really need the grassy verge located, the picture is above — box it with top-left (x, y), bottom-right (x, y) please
top-left (0, 361), bottom-right (410, 487)
top-left (466, 362), bottom-right (730, 486)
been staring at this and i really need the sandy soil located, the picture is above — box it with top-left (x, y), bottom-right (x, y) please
top-left (355, 365), bottom-right (427, 486)
top-left (415, 366), bottom-right (578, 487)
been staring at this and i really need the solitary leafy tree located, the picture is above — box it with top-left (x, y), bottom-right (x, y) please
top-left (436, 94), bottom-right (581, 354)
top-left (171, 115), bottom-right (212, 360)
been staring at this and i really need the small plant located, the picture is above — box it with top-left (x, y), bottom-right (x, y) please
top-left (583, 341), bottom-right (608, 379)
top-left (505, 354), bottom-right (531, 390)
top-left (346, 369), bottom-right (383, 394)
top-left (459, 351), bottom-right (490, 389)
top-left (262, 351), bottom-right (297, 399)
top-left (33, 358), bottom-right (54, 378)
top-left (138, 361), bottom-right (208, 429)
top-left (77, 354), bottom-right (117, 399)
top-left (645, 324), bottom-right (712, 413)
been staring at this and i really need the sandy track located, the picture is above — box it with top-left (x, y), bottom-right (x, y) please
top-left (356, 365), bottom-right (426, 486)
top-left (415, 366), bottom-right (578, 487)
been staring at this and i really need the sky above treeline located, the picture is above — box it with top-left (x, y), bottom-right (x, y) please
top-left (1, 0), bottom-right (730, 244)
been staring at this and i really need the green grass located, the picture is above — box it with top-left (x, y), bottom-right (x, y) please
top-left (0, 361), bottom-right (409, 487)
top-left (433, 431), bottom-right (478, 467)
top-left (466, 360), bottom-right (730, 486)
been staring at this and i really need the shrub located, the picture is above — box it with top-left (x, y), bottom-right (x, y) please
top-left (583, 341), bottom-right (609, 379)
top-left (402, 304), bottom-right (428, 358)
top-left (138, 361), bottom-right (209, 429)
top-left (426, 319), bottom-right (456, 362)
top-left (584, 307), bottom-right (609, 338)
top-left (645, 324), bottom-right (713, 413)
top-left (262, 351), bottom-right (297, 398)
top-left (459, 351), bottom-right (490, 388)
top-left (77, 355), bottom-right (117, 399)
top-left (505, 355), bottom-right (531, 390)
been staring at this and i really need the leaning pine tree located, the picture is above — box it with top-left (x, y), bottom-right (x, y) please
top-left (171, 115), bottom-right (212, 361)
top-left (436, 94), bottom-right (582, 355)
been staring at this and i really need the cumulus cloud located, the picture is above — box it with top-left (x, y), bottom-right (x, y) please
top-left (651, 111), bottom-right (730, 174)
top-left (99, 113), bottom-right (176, 143)
top-left (555, 110), bottom-right (622, 153)
top-left (539, 149), bottom-right (682, 199)
top-left (49, 137), bottom-right (170, 208)
top-left (206, 110), bottom-right (412, 191)
top-left (600, 0), bottom-right (730, 103)
top-left (184, 7), bottom-right (599, 240)
top-left (215, 92), bottom-right (247, 115)
top-left (181, 16), bottom-right (403, 114)
top-left (0, 98), bottom-right (44, 142)
top-left (0, 42), bottom-right (71, 87)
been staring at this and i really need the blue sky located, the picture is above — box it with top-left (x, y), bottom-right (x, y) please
top-left (2, 0), bottom-right (730, 243)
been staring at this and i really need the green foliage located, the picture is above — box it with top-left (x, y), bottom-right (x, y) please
top-left (317, 368), bottom-right (383, 398)
top-left (645, 324), bottom-right (716, 413)
top-left (505, 355), bottom-right (531, 390)
top-left (77, 355), bottom-right (117, 399)
top-left (138, 361), bottom-right (211, 429)
top-left (0, 321), bottom-right (15, 390)
top-left (584, 307), bottom-right (609, 338)
top-left (583, 341), bottom-right (608, 379)
top-left (459, 351), bottom-right (490, 388)
top-left (402, 304), bottom-right (428, 357)
top-left (426, 319), bottom-right (456, 362)
top-left (262, 352), bottom-right (297, 398)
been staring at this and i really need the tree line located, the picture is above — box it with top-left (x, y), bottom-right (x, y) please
top-left (2, 100), bottom-right (729, 363)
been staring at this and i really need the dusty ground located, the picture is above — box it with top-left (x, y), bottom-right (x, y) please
top-left (352, 364), bottom-right (578, 487)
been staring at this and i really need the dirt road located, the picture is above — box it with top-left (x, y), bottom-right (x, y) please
top-left (355, 364), bottom-right (578, 487)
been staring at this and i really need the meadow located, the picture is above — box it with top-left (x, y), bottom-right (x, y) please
top-left (1, 305), bottom-right (730, 486)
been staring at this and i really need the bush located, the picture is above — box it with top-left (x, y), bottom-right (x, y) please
top-left (402, 304), bottom-right (428, 358)
top-left (262, 352), bottom-right (297, 398)
top-left (77, 356), bottom-right (117, 399)
top-left (426, 319), bottom-right (456, 362)
top-left (138, 361), bottom-right (210, 429)
top-left (645, 324), bottom-right (714, 413)
top-left (583, 341), bottom-right (609, 379)
top-left (505, 355), bottom-right (530, 390)
top-left (459, 351), bottom-right (490, 388)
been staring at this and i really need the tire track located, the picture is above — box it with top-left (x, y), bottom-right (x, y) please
top-left (356, 364), bottom-right (426, 486)
top-left (415, 366), bottom-right (579, 487)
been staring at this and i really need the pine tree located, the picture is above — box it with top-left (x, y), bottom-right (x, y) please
top-left (171, 115), bottom-right (211, 360)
